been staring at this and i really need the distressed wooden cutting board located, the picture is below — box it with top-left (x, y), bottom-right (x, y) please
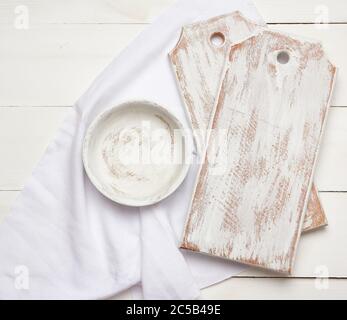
top-left (170, 12), bottom-right (327, 232)
top-left (180, 30), bottom-right (336, 273)
top-left (303, 184), bottom-right (328, 232)
top-left (170, 11), bottom-right (265, 150)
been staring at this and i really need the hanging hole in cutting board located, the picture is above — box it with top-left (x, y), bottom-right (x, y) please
top-left (210, 32), bottom-right (226, 47)
top-left (277, 51), bottom-right (290, 64)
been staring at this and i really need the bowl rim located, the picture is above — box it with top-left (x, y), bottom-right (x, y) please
top-left (82, 100), bottom-right (192, 207)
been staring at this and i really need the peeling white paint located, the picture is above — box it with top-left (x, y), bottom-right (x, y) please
top-left (180, 30), bottom-right (336, 273)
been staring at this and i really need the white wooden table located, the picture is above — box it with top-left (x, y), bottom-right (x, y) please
top-left (0, 0), bottom-right (346, 300)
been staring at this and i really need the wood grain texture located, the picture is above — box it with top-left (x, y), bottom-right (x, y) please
top-left (2, 0), bottom-right (346, 24)
top-left (181, 30), bottom-right (336, 273)
top-left (201, 278), bottom-right (347, 300)
top-left (1, 191), bottom-right (346, 278)
top-left (303, 184), bottom-right (328, 232)
top-left (0, 24), bottom-right (142, 107)
top-left (239, 192), bottom-right (347, 277)
top-left (170, 12), bottom-right (327, 233)
top-left (1, 24), bottom-right (346, 107)
top-left (0, 107), bottom-right (346, 192)
top-left (0, 0), bottom-right (346, 300)
top-left (170, 11), bottom-right (265, 150)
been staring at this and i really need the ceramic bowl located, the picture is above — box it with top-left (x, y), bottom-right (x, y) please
top-left (83, 100), bottom-right (191, 207)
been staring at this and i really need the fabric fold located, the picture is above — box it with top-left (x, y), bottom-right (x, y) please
top-left (0, 0), bottom-right (263, 299)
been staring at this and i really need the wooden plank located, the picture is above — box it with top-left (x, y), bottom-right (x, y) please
top-left (170, 13), bottom-right (326, 232)
top-left (6, 190), bottom-right (345, 300)
top-left (239, 192), bottom-right (347, 277)
top-left (0, 0), bottom-right (175, 24)
top-left (170, 12), bottom-right (265, 151)
top-left (0, 24), bottom-right (346, 107)
top-left (303, 184), bottom-right (327, 231)
top-left (0, 106), bottom-right (346, 193)
top-left (1, 192), bottom-right (347, 299)
top-left (0, 192), bottom-right (346, 278)
top-left (256, 0), bottom-right (347, 24)
top-left (1, 0), bottom-right (346, 24)
top-left (315, 108), bottom-right (347, 191)
top-left (0, 24), bottom-right (143, 107)
top-left (0, 0), bottom-right (346, 301)
top-left (269, 24), bottom-right (346, 107)
top-left (181, 30), bottom-right (336, 273)
top-left (201, 277), bottom-right (347, 299)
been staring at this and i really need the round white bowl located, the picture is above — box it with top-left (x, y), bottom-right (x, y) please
top-left (83, 100), bottom-right (191, 207)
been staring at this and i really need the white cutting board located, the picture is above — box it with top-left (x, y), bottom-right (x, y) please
top-left (180, 29), bottom-right (336, 273)
top-left (170, 12), bottom-right (327, 232)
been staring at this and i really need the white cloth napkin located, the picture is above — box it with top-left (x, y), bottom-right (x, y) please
top-left (0, 0), bottom-right (263, 299)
